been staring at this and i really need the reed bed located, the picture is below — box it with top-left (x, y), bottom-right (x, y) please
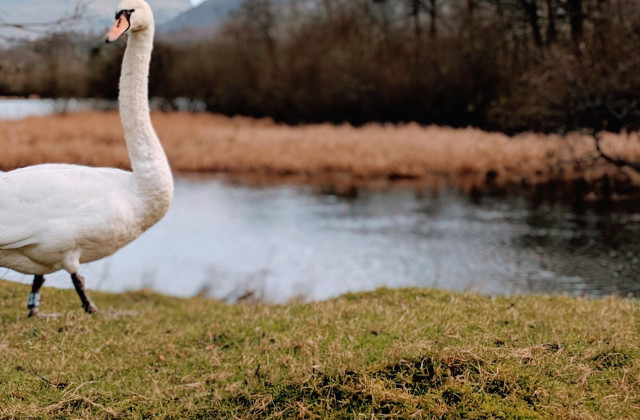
top-left (2, 111), bottom-right (640, 192)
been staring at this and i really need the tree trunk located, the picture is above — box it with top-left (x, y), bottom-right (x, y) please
top-left (428, 0), bottom-right (437, 38)
top-left (467, 0), bottom-right (476, 19)
top-left (520, 0), bottom-right (543, 47)
top-left (410, 0), bottom-right (422, 40)
top-left (546, 0), bottom-right (557, 44)
top-left (567, 0), bottom-right (584, 40)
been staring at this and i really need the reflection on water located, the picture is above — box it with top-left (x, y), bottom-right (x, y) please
top-left (5, 177), bottom-right (640, 302)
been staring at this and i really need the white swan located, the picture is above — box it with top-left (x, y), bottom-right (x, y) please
top-left (0, 0), bottom-right (173, 316)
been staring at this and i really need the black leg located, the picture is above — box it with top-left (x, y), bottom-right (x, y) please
top-left (71, 273), bottom-right (98, 314)
top-left (27, 275), bottom-right (46, 318)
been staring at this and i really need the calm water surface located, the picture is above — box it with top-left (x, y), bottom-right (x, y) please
top-left (0, 98), bottom-right (199, 120)
top-left (0, 99), bottom-right (111, 120)
top-left (5, 176), bottom-right (640, 302)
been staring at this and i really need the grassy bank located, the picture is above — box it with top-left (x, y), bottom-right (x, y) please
top-left (2, 112), bottom-right (640, 193)
top-left (0, 280), bottom-right (638, 418)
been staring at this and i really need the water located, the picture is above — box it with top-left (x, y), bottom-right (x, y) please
top-left (0, 98), bottom-right (203, 120)
top-left (0, 98), bottom-right (115, 120)
top-left (4, 176), bottom-right (640, 302)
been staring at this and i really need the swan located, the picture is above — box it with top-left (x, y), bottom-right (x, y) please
top-left (0, 0), bottom-right (173, 317)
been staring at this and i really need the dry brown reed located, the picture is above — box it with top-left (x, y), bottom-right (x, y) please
top-left (2, 111), bottom-right (639, 192)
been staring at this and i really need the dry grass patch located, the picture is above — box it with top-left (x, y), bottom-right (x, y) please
top-left (0, 281), bottom-right (639, 418)
top-left (2, 112), bottom-right (640, 191)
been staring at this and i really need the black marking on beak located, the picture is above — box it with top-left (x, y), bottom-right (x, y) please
top-left (115, 9), bottom-right (135, 23)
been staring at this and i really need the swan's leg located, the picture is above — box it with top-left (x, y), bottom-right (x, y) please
top-left (27, 275), bottom-right (45, 318)
top-left (71, 273), bottom-right (99, 314)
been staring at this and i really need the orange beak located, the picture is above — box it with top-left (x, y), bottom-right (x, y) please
top-left (106, 14), bottom-right (130, 43)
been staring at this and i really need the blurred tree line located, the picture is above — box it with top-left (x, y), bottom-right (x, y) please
top-left (1, 0), bottom-right (639, 134)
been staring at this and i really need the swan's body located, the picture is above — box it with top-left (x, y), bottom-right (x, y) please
top-left (0, 0), bottom-right (172, 315)
top-left (0, 164), bottom-right (153, 274)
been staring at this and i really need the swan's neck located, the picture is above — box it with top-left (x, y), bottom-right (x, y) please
top-left (120, 28), bottom-right (173, 226)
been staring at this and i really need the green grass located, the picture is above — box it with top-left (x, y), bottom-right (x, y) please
top-left (0, 280), bottom-right (639, 419)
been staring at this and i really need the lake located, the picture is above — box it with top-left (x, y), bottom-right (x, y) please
top-left (3, 176), bottom-right (639, 302)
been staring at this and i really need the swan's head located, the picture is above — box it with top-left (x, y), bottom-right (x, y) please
top-left (106, 0), bottom-right (154, 43)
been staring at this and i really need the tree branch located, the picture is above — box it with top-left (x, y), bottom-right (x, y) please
top-left (591, 131), bottom-right (640, 173)
top-left (0, 1), bottom-right (89, 35)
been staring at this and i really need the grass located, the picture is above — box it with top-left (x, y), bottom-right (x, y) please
top-left (0, 280), bottom-right (639, 419)
top-left (2, 112), bottom-right (640, 193)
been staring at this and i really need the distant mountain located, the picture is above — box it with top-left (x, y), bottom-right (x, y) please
top-left (158, 0), bottom-right (241, 33)
top-left (0, 0), bottom-right (192, 42)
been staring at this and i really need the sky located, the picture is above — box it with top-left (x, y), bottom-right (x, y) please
top-left (191, 0), bottom-right (206, 5)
